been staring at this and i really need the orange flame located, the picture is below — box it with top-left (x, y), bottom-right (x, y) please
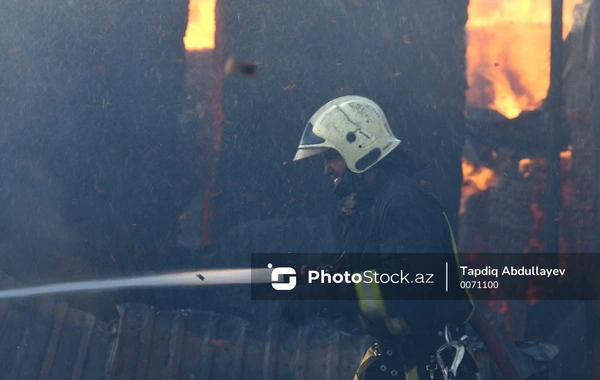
top-left (185, 0), bottom-right (216, 51)
top-left (466, 0), bottom-right (581, 119)
top-left (518, 149), bottom-right (572, 179)
top-left (460, 158), bottom-right (498, 214)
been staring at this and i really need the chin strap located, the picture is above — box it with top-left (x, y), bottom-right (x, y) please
top-left (334, 170), bottom-right (358, 198)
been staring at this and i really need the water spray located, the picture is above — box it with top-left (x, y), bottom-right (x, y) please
top-left (0, 268), bottom-right (273, 300)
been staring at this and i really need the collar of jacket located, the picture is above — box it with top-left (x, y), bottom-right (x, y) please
top-left (354, 168), bottom-right (390, 205)
top-left (338, 168), bottom-right (392, 218)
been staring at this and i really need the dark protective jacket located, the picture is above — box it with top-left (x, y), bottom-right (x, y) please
top-left (329, 167), bottom-right (475, 365)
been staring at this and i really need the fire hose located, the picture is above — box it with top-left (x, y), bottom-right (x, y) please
top-left (469, 308), bottom-right (524, 380)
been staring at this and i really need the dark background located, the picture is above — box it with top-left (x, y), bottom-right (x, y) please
top-left (0, 0), bottom-right (467, 321)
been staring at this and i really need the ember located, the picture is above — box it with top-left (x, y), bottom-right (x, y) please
top-left (466, 0), bottom-right (581, 119)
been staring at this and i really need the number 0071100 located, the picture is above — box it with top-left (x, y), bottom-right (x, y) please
top-left (460, 281), bottom-right (499, 289)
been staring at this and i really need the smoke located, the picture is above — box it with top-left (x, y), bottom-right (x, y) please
top-left (0, 159), bottom-right (85, 284)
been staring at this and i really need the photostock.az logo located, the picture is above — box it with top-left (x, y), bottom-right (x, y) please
top-left (268, 263), bottom-right (296, 291)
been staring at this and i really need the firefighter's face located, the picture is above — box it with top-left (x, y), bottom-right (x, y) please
top-left (323, 149), bottom-right (346, 186)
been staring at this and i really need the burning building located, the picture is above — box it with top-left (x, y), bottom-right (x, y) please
top-left (0, 0), bottom-right (599, 378)
top-left (460, 0), bottom-right (581, 256)
top-left (459, 3), bottom-right (598, 373)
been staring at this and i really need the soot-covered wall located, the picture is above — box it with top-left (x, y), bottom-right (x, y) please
top-left (213, 0), bottom-right (469, 240)
top-left (0, 0), bottom-right (196, 283)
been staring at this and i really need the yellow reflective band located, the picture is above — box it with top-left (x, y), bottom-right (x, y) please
top-left (354, 270), bottom-right (412, 336)
top-left (355, 271), bottom-right (386, 318)
top-left (442, 211), bottom-right (458, 255)
top-left (386, 315), bottom-right (411, 336)
top-left (442, 211), bottom-right (476, 323)
top-left (405, 366), bottom-right (419, 380)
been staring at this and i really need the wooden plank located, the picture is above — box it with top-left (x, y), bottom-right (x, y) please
top-left (210, 314), bottom-right (249, 379)
top-left (16, 297), bottom-right (57, 380)
top-left (262, 323), bottom-right (278, 380)
top-left (167, 311), bottom-right (187, 380)
top-left (49, 308), bottom-right (88, 380)
top-left (275, 323), bottom-right (298, 379)
top-left (338, 333), bottom-right (371, 379)
top-left (109, 304), bottom-right (155, 380)
top-left (38, 301), bottom-right (69, 380)
top-left (70, 313), bottom-right (96, 380)
top-left (105, 304), bottom-right (128, 380)
top-left (82, 320), bottom-right (113, 380)
top-left (6, 300), bottom-right (40, 380)
top-left (146, 310), bottom-right (178, 380)
top-left (237, 320), bottom-right (267, 380)
top-left (230, 318), bottom-right (247, 380)
top-left (325, 331), bottom-right (340, 380)
top-left (135, 305), bottom-right (156, 380)
top-left (293, 325), bottom-right (308, 380)
top-left (199, 312), bottom-right (219, 379)
top-left (0, 301), bottom-right (36, 379)
top-left (178, 310), bottom-right (221, 379)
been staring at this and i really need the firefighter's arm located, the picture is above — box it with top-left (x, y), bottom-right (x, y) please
top-left (352, 201), bottom-right (432, 334)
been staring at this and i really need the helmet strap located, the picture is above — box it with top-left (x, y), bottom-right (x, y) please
top-left (333, 170), bottom-right (369, 199)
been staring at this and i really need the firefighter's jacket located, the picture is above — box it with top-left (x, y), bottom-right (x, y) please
top-left (326, 168), bottom-right (475, 363)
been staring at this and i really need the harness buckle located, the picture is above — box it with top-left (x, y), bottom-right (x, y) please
top-left (425, 364), bottom-right (438, 379)
top-left (433, 325), bottom-right (470, 379)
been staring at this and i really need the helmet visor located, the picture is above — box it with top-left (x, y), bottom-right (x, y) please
top-left (298, 122), bottom-right (326, 146)
top-left (293, 147), bottom-right (329, 161)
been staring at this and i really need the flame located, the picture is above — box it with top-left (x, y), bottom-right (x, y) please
top-left (560, 149), bottom-right (572, 171)
top-left (518, 149), bottom-right (572, 178)
top-left (518, 158), bottom-right (534, 178)
top-left (185, 0), bottom-right (216, 51)
top-left (460, 158), bottom-right (498, 214)
top-left (466, 0), bottom-right (581, 119)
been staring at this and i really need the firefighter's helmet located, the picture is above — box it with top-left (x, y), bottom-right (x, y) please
top-left (293, 96), bottom-right (401, 173)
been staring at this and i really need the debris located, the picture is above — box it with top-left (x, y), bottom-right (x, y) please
top-left (224, 55), bottom-right (257, 77)
top-left (196, 273), bottom-right (205, 281)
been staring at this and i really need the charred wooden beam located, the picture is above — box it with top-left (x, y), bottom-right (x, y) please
top-left (545, 0), bottom-right (564, 259)
top-left (465, 106), bottom-right (570, 169)
top-left (589, 0), bottom-right (600, 377)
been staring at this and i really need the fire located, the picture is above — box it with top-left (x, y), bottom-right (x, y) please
top-left (518, 158), bottom-right (534, 178)
top-left (560, 149), bottom-right (572, 171)
top-left (184, 0), bottom-right (216, 51)
top-left (466, 0), bottom-right (581, 119)
top-left (518, 149), bottom-right (572, 178)
top-left (460, 158), bottom-right (498, 214)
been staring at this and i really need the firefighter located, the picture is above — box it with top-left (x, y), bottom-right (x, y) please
top-left (292, 96), bottom-right (480, 379)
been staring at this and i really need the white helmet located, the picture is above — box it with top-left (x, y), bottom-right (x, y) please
top-left (293, 96), bottom-right (401, 173)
